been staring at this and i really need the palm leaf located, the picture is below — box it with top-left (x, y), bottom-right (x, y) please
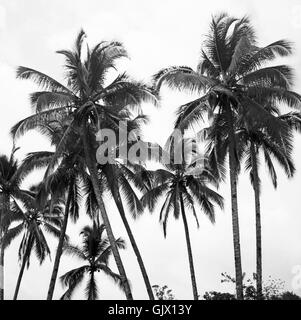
top-left (16, 66), bottom-right (73, 93)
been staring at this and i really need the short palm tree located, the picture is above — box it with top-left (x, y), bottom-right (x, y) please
top-left (140, 139), bottom-right (224, 300)
top-left (0, 145), bottom-right (33, 300)
top-left (153, 13), bottom-right (301, 298)
top-left (21, 120), bottom-right (92, 300)
top-left (13, 30), bottom-right (158, 299)
top-left (3, 189), bottom-right (63, 299)
top-left (60, 223), bottom-right (125, 300)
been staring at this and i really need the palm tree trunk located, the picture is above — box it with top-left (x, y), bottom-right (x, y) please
top-left (0, 193), bottom-right (9, 300)
top-left (13, 255), bottom-right (27, 300)
top-left (82, 128), bottom-right (133, 300)
top-left (250, 142), bottom-right (263, 299)
top-left (88, 271), bottom-right (96, 300)
top-left (228, 109), bottom-right (244, 300)
top-left (180, 193), bottom-right (198, 300)
top-left (113, 189), bottom-right (154, 300)
top-left (0, 240), bottom-right (4, 300)
top-left (47, 184), bottom-right (72, 300)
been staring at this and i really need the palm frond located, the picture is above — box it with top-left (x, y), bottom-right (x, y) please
top-left (63, 243), bottom-right (86, 260)
top-left (238, 40), bottom-right (293, 75)
top-left (241, 65), bottom-right (294, 89)
top-left (153, 66), bottom-right (213, 93)
top-left (263, 149), bottom-right (277, 188)
top-left (174, 95), bottom-right (211, 131)
top-left (30, 91), bottom-right (75, 112)
top-left (85, 272), bottom-right (98, 300)
top-left (140, 183), bottom-right (170, 213)
top-left (118, 174), bottom-right (143, 219)
top-left (60, 265), bottom-right (87, 300)
top-left (11, 107), bottom-right (69, 139)
top-left (2, 223), bottom-right (24, 249)
top-left (16, 66), bottom-right (73, 93)
top-left (98, 264), bottom-right (125, 293)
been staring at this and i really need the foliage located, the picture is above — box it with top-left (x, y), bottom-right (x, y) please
top-left (203, 273), bottom-right (301, 300)
top-left (152, 285), bottom-right (175, 300)
top-left (0, 13), bottom-right (300, 301)
top-left (60, 223), bottom-right (125, 300)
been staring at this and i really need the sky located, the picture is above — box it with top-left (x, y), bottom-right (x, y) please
top-left (1, 0), bottom-right (301, 300)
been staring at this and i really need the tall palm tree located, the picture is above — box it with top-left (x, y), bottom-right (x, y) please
top-left (60, 223), bottom-right (125, 300)
top-left (99, 160), bottom-right (154, 299)
top-left (200, 109), bottom-right (298, 298)
top-left (140, 139), bottom-right (224, 300)
top-left (12, 30), bottom-right (158, 299)
top-left (237, 111), bottom-right (301, 298)
top-left (153, 13), bottom-right (301, 298)
top-left (3, 190), bottom-right (63, 299)
top-left (0, 146), bottom-right (33, 300)
top-left (98, 117), bottom-right (156, 300)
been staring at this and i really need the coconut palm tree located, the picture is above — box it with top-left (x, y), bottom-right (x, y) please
top-left (0, 145), bottom-right (34, 300)
top-left (60, 223), bottom-right (125, 300)
top-left (153, 13), bottom-right (301, 298)
top-left (21, 120), bottom-right (92, 300)
top-left (2, 189), bottom-right (63, 299)
top-left (24, 115), bottom-right (155, 299)
top-left (97, 117), bottom-right (158, 300)
top-left (238, 111), bottom-right (301, 298)
top-left (140, 138), bottom-right (224, 300)
top-left (12, 30), bottom-right (158, 300)
top-left (99, 159), bottom-right (154, 299)
top-left (200, 108), bottom-right (301, 299)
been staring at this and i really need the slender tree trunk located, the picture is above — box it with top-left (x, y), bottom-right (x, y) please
top-left (228, 109), bottom-right (244, 300)
top-left (0, 193), bottom-right (9, 300)
top-left (82, 128), bottom-right (133, 300)
top-left (88, 272), bottom-right (96, 300)
top-left (13, 255), bottom-right (27, 300)
top-left (180, 193), bottom-right (198, 300)
top-left (113, 189), bottom-right (154, 300)
top-left (47, 184), bottom-right (72, 300)
top-left (0, 239), bottom-right (4, 300)
top-left (250, 142), bottom-right (263, 299)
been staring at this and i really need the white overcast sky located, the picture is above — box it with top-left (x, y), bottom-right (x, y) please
top-left (1, 0), bottom-right (301, 300)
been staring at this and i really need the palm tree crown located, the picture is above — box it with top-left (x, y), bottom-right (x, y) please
top-left (3, 189), bottom-right (63, 299)
top-left (60, 223), bottom-right (126, 300)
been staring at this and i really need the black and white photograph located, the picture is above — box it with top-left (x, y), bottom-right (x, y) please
top-left (1, 0), bottom-right (301, 308)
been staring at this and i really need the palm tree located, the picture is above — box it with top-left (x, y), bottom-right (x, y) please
top-left (3, 189), bottom-right (63, 299)
top-left (60, 223), bottom-right (125, 300)
top-left (24, 115), bottom-right (155, 299)
top-left (202, 108), bottom-right (301, 300)
top-left (21, 120), bottom-right (92, 300)
top-left (0, 145), bottom-right (33, 300)
top-left (12, 30), bottom-right (158, 299)
top-left (98, 118), bottom-right (156, 300)
top-left (98, 160), bottom-right (154, 299)
top-left (153, 13), bottom-right (301, 298)
top-left (140, 138), bottom-right (224, 299)
top-left (237, 111), bottom-right (301, 298)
